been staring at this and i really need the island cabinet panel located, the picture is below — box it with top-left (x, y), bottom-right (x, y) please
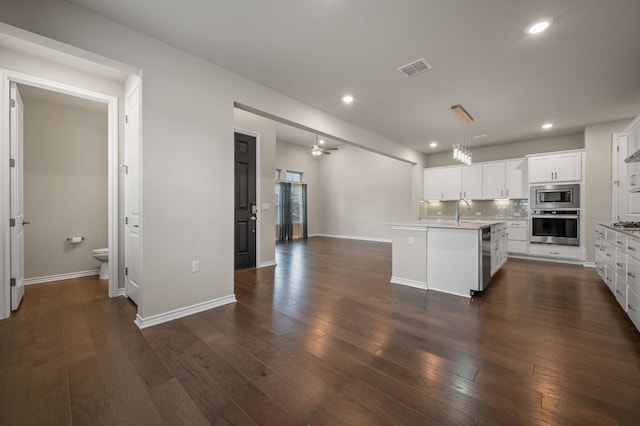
top-left (390, 227), bottom-right (428, 289)
top-left (427, 227), bottom-right (480, 298)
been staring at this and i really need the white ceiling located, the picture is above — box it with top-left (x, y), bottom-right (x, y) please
top-left (66, 0), bottom-right (640, 153)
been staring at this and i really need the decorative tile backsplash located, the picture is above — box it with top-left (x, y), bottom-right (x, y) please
top-left (420, 199), bottom-right (529, 219)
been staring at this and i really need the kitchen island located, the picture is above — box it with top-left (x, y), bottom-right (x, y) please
top-left (390, 219), bottom-right (507, 298)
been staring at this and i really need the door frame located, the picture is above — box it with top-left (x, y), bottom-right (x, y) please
top-left (234, 128), bottom-right (261, 267)
top-left (0, 69), bottom-right (120, 319)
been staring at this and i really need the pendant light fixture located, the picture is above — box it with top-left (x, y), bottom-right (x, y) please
top-left (451, 104), bottom-right (474, 165)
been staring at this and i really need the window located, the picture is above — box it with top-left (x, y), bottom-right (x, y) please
top-left (286, 171), bottom-right (303, 182)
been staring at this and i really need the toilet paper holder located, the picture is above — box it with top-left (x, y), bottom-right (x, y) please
top-left (66, 236), bottom-right (86, 243)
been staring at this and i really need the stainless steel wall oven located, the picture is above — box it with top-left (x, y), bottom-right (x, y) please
top-left (530, 209), bottom-right (580, 246)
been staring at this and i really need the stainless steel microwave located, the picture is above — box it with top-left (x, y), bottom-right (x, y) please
top-left (530, 184), bottom-right (580, 210)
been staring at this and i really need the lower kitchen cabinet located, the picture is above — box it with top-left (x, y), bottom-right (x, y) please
top-left (506, 220), bottom-right (527, 254)
top-left (595, 224), bottom-right (640, 333)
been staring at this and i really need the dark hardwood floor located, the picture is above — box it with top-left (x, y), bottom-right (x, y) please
top-left (1, 236), bottom-right (640, 425)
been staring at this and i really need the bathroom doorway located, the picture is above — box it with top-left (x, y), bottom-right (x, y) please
top-left (2, 71), bottom-right (121, 314)
top-left (18, 84), bottom-right (109, 292)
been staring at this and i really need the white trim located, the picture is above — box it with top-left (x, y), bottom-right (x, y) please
top-left (312, 234), bottom-right (392, 243)
top-left (517, 255), bottom-right (585, 265)
top-left (390, 276), bottom-right (427, 290)
top-left (24, 269), bottom-right (99, 285)
top-left (583, 261), bottom-right (596, 268)
top-left (0, 69), bottom-right (120, 317)
top-left (428, 287), bottom-right (470, 299)
top-left (259, 260), bottom-right (277, 268)
top-left (117, 287), bottom-right (126, 297)
top-left (134, 294), bottom-right (237, 329)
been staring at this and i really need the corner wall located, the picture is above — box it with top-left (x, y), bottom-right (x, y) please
top-left (584, 119), bottom-right (632, 262)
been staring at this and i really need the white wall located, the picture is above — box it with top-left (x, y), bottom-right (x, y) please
top-left (318, 145), bottom-right (415, 241)
top-left (427, 133), bottom-right (584, 167)
top-left (22, 95), bottom-right (108, 278)
top-left (584, 119), bottom-right (632, 262)
top-left (0, 0), bottom-right (426, 320)
top-left (233, 109), bottom-right (277, 266)
top-left (275, 140), bottom-right (320, 236)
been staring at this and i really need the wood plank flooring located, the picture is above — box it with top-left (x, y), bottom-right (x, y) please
top-left (1, 236), bottom-right (640, 425)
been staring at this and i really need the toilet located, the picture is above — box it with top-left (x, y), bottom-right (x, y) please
top-left (92, 248), bottom-right (109, 279)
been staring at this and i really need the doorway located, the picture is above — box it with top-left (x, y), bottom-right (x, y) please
top-left (234, 132), bottom-right (257, 269)
top-left (1, 70), bottom-right (120, 317)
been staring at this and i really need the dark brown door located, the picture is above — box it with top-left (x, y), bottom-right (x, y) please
top-left (234, 132), bottom-right (257, 269)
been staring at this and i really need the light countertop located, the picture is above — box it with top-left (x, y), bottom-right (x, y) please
top-left (390, 219), bottom-right (506, 230)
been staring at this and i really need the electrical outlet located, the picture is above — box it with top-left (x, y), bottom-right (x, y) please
top-left (408, 236), bottom-right (414, 246)
top-left (192, 260), bottom-right (200, 273)
top-left (475, 212), bottom-right (482, 216)
top-left (437, 211), bottom-right (442, 216)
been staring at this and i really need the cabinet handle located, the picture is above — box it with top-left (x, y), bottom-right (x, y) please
top-left (506, 189), bottom-right (509, 197)
top-left (551, 172), bottom-right (554, 180)
top-left (616, 290), bottom-right (624, 296)
top-left (617, 262), bottom-right (624, 267)
top-left (606, 253), bottom-right (612, 257)
top-left (628, 272), bottom-right (636, 278)
top-left (629, 304), bottom-right (637, 312)
top-left (616, 241), bottom-right (623, 245)
top-left (463, 191), bottom-right (466, 198)
top-left (555, 172), bottom-right (558, 180)
top-left (441, 192), bottom-right (443, 199)
top-left (629, 246), bottom-right (636, 251)
top-left (549, 251), bottom-right (560, 255)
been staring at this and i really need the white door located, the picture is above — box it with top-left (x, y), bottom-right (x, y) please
top-left (10, 83), bottom-right (25, 310)
top-left (124, 85), bottom-right (141, 305)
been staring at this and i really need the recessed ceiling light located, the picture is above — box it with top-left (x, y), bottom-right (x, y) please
top-left (430, 141), bottom-right (438, 148)
top-left (542, 123), bottom-right (553, 129)
top-left (342, 94), bottom-right (354, 104)
top-left (318, 139), bottom-right (325, 145)
top-left (526, 19), bottom-right (552, 35)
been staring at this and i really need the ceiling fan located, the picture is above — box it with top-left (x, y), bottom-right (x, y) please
top-left (311, 136), bottom-right (338, 157)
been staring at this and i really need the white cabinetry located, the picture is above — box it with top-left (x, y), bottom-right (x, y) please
top-left (461, 165), bottom-right (482, 199)
top-left (595, 225), bottom-right (640, 333)
top-left (424, 168), bottom-right (444, 201)
top-left (491, 223), bottom-right (508, 275)
top-left (482, 159), bottom-right (526, 199)
top-left (506, 220), bottom-right (528, 254)
top-left (424, 168), bottom-right (462, 201)
top-left (528, 151), bottom-right (582, 183)
top-left (626, 116), bottom-right (640, 190)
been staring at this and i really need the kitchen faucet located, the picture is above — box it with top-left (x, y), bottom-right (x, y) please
top-left (454, 197), bottom-right (470, 225)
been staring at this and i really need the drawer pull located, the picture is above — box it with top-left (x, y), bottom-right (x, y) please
top-left (606, 253), bottom-right (612, 257)
top-left (616, 241), bottom-right (624, 245)
top-left (616, 290), bottom-right (624, 296)
top-left (629, 246), bottom-right (637, 251)
top-left (617, 262), bottom-right (624, 267)
top-left (629, 304), bottom-right (637, 312)
top-left (628, 272), bottom-right (636, 278)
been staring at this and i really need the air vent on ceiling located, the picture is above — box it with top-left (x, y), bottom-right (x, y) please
top-left (397, 58), bottom-right (432, 77)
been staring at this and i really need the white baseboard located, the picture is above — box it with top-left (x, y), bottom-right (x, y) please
top-left (583, 261), bottom-right (596, 268)
top-left (428, 287), bottom-right (471, 299)
top-left (390, 276), bottom-right (428, 290)
top-left (259, 260), bottom-right (277, 268)
top-left (313, 234), bottom-right (391, 243)
top-left (134, 294), bottom-right (237, 329)
top-left (24, 269), bottom-right (100, 285)
top-left (117, 287), bottom-right (126, 297)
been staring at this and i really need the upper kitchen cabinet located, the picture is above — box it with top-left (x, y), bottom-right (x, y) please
top-left (424, 167), bottom-right (462, 201)
top-left (482, 159), bottom-right (526, 199)
top-left (528, 151), bottom-right (583, 184)
top-left (461, 165), bottom-right (483, 199)
top-left (625, 115), bottom-right (640, 190)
